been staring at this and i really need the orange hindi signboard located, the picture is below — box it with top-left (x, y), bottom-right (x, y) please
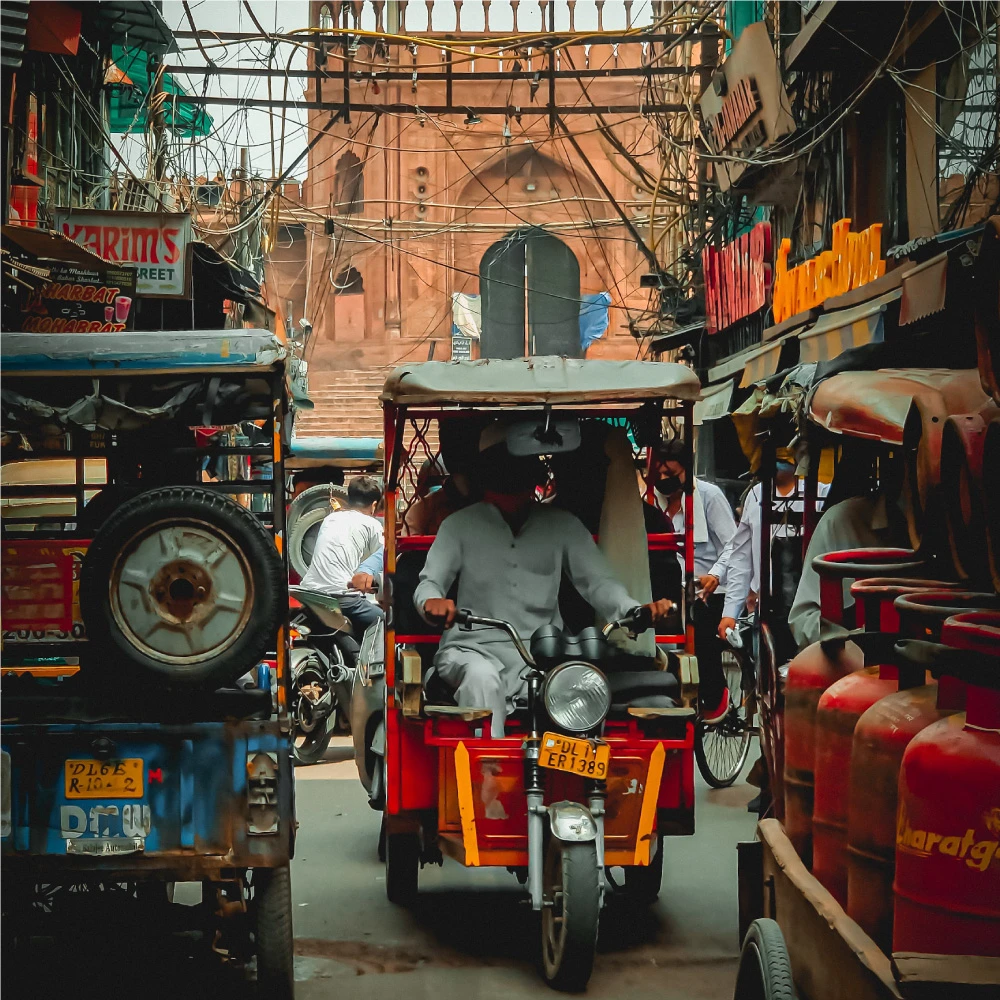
top-left (772, 218), bottom-right (887, 324)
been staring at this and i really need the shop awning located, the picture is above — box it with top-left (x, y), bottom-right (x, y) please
top-left (693, 379), bottom-right (734, 425)
top-left (899, 252), bottom-right (947, 326)
top-left (108, 45), bottom-right (212, 138)
top-left (797, 289), bottom-right (900, 365)
top-left (2, 224), bottom-right (113, 269)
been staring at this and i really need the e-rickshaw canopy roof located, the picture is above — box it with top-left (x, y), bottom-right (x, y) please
top-left (805, 368), bottom-right (989, 444)
top-left (288, 435), bottom-right (384, 468)
top-left (1, 330), bottom-right (286, 376)
top-left (380, 357), bottom-right (702, 406)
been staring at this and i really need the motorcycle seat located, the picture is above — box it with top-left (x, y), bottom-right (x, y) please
top-left (530, 625), bottom-right (613, 669)
top-left (607, 670), bottom-right (678, 710)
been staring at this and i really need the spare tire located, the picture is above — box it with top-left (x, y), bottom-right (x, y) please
top-left (80, 486), bottom-right (284, 687)
top-left (287, 483), bottom-right (347, 578)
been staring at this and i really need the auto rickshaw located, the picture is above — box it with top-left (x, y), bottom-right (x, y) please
top-left (373, 357), bottom-right (702, 990)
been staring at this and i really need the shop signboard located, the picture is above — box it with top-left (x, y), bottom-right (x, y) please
top-left (451, 333), bottom-right (474, 360)
top-left (772, 218), bottom-right (886, 323)
top-left (20, 263), bottom-right (136, 332)
top-left (697, 22), bottom-right (795, 192)
top-left (53, 209), bottom-right (192, 298)
top-left (702, 221), bottom-right (773, 334)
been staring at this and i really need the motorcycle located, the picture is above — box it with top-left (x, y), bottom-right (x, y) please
top-left (288, 587), bottom-right (359, 765)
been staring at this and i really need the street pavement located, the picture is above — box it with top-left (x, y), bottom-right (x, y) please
top-left (3, 737), bottom-right (756, 1000)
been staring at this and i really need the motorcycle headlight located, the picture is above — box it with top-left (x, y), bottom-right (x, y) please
top-left (543, 661), bottom-right (611, 734)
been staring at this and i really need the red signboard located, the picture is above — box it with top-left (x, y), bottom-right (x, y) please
top-left (1, 542), bottom-right (78, 632)
top-left (702, 222), bottom-right (773, 334)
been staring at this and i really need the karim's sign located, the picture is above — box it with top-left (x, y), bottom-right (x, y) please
top-left (54, 209), bottom-right (192, 298)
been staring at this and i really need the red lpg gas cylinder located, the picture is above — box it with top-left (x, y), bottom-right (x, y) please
top-left (782, 549), bottom-right (924, 865)
top-left (844, 587), bottom-right (984, 950)
top-left (816, 589), bottom-right (995, 905)
top-left (894, 613), bottom-right (1000, 957)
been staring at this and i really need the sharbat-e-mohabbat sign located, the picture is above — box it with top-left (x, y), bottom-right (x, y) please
top-left (20, 263), bottom-right (136, 332)
top-left (54, 209), bottom-right (192, 298)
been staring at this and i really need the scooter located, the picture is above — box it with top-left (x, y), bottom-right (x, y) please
top-left (288, 587), bottom-right (359, 765)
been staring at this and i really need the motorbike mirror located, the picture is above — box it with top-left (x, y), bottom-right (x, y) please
top-left (506, 417), bottom-right (581, 456)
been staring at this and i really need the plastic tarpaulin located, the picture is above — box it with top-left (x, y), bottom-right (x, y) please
top-left (451, 292), bottom-right (481, 340)
top-left (579, 291), bottom-right (611, 352)
top-left (108, 45), bottom-right (212, 138)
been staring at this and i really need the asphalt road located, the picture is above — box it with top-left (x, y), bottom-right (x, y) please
top-left (3, 737), bottom-right (756, 1000)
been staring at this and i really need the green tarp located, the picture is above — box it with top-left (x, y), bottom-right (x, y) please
top-left (108, 45), bottom-right (212, 138)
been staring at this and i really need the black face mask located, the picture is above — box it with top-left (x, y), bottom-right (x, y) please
top-left (656, 474), bottom-right (684, 496)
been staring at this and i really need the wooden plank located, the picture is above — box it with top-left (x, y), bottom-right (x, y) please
top-left (892, 954), bottom-right (1000, 1000)
top-left (758, 818), bottom-right (903, 1000)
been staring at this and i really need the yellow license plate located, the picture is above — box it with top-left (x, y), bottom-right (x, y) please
top-left (65, 759), bottom-right (144, 799)
top-left (539, 733), bottom-right (610, 779)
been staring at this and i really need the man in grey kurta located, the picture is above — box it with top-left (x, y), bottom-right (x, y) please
top-left (414, 431), bottom-right (671, 738)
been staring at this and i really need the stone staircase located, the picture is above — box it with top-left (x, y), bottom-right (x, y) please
top-left (295, 368), bottom-right (389, 439)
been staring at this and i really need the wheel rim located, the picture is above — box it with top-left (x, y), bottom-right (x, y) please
top-left (699, 659), bottom-right (752, 783)
top-left (109, 518), bottom-right (254, 664)
top-left (541, 844), bottom-right (567, 978)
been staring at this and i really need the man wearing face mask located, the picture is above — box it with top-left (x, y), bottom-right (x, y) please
top-left (651, 440), bottom-right (737, 725)
top-left (414, 422), bottom-right (674, 738)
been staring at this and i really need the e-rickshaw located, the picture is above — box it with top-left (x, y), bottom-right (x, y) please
top-left (376, 357), bottom-right (702, 990)
top-left (734, 364), bottom-right (1000, 999)
top-left (1, 330), bottom-right (297, 997)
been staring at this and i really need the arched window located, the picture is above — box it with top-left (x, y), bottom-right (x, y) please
top-left (334, 151), bottom-right (364, 215)
top-left (332, 266), bottom-right (363, 294)
top-left (318, 3), bottom-right (333, 29)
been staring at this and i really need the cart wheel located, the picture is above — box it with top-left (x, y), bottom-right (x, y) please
top-left (734, 918), bottom-right (796, 1000)
top-left (377, 814), bottom-right (387, 863)
top-left (254, 865), bottom-right (294, 1000)
top-left (623, 834), bottom-right (664, 905)
top-left (696, 658), bottom-right (752, 788)
top-left (385, 832), bottom-right (420, 904)
top-left (541, 838), bottom-right (600, 992)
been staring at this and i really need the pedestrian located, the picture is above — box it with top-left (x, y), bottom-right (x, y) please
top-left (716, 449), bottom-right (831, 663)
top-left (299, 476), bottom-right (385, 634)
top-left (650, 440), bottom-right (737, 725)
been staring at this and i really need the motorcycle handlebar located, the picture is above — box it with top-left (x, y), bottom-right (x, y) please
top-left (601, 606), bottom-right (652, 638)
top-left (453, 609), bottom-right (535, 667)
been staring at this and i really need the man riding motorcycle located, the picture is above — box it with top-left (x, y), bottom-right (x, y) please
top-left (414, 423), bottom-right (673, 738)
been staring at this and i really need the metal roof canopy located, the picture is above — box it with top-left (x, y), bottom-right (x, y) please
top-left (2, 329), bottom-right (285, 376)
top-left (91, 1), bottom-right (177, 52)
top-left (805, 368), bottom-right (988, 445)
top-left (2, 225), bottom-right (115, 269)
top-left (381, 357), bottom-right (702, 406)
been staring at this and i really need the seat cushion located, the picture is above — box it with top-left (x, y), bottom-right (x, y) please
top-left (607, 670), bottom-right (679, 709)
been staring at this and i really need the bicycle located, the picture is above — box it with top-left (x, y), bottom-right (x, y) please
top-left (694, 614), bottom-right (757, 788)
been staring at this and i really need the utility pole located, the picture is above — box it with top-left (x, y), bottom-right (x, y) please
top-left (148, 53), bottom-right (167, 203)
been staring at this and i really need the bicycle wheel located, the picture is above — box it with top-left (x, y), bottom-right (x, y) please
top-left (696, 654), bottom-right (752, 787)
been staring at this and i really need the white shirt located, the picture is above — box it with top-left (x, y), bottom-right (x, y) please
top-left (299, 509), bottom-right (383, 595)
top-left (721, 480), bottom-right (831, 620)
top-left (660, 479), bottom-right (737, 588)
top-left (414, 502), bottom-right (638, 660)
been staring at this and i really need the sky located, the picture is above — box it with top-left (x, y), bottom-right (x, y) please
top-left (147, 1), bottom-right (657, 183)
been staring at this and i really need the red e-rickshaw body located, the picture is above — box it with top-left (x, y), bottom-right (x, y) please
top-left (375, 357), bottom-right (702, 988)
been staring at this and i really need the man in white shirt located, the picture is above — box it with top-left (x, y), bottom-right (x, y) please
top-left (650, 440), bottom-right (737, 724)
top-left (415, 427), bottom-right (673, 738)
top-left (299, 476), bottom-right (384, 634)
top-left (716, 457), bottom-right (830, 662)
